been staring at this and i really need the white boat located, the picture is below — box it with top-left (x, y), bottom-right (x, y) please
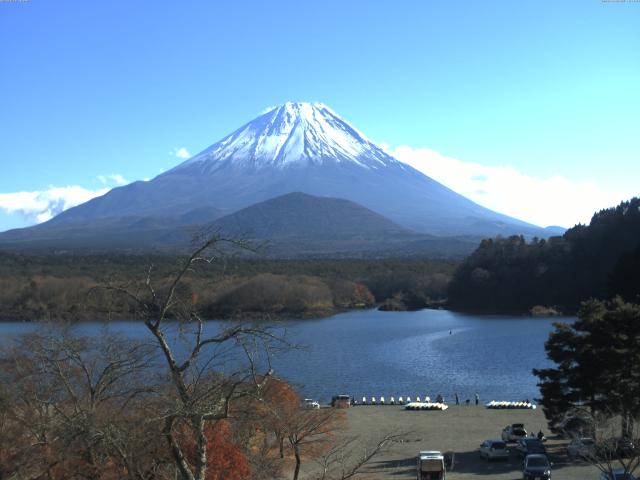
top-left (406, 402), bottom-right (448, 411)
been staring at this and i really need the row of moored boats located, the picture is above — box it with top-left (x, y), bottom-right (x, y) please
top-left (485, 400), bottom-right (536, 409)
top-left (354, 397), bottom-right (535, 410)
top-left (356, 396), bottom-right (435, 405)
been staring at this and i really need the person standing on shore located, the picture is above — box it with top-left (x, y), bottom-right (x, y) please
top-left (455, 393), bottom-right (459, 405)
top-left (475, 393), bottom-right (479, 405)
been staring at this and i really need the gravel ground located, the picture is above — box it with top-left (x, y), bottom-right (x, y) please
top-left (341, 405), bottom-right (601, 480)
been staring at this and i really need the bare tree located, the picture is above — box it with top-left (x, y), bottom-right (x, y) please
top-left (284, 408), bottom-right (346, 480)
top-left (310, 433), bottom-right (405, 480)
top-left (105, 234), bottom-right (283, 480)
top-left (0, 330), bottom-right (165, 479)
top-left (564, 407), bottom-right (640, 478)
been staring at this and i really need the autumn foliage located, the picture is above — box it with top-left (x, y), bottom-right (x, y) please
top-left (0, 343), bottom-right (343, 480)
top-left (182, 420), bottom-right (251, 480)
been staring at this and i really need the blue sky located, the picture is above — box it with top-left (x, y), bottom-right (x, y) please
top-left (0, 0), bottom-right (638, 230)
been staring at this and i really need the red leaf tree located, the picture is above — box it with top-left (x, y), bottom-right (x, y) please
top-left (203, 421), bottom-right (251, 480)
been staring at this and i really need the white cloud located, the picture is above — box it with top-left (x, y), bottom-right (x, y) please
top-left (261, 105), bottom-right (277, 114)
top-left (170, 147), bottom-right (191, 159)
top-left (388, 145), bottom-right (636, 228)
top-left (0, 185), bottom-right (110, 225)
top-left (109, 174), bottom-right (127, 185)
top-left (98, 173), bottom-right (128, 186)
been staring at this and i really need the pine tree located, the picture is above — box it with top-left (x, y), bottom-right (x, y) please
top-left (534, 298), bottom-right (640, 437)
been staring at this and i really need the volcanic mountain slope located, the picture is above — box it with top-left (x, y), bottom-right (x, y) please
top-left (0, 102), bottom-right (554, 252)
top-left (214, 192), bottom-right (408, 239)
top-left (0, 192), bottom-right (479, 257)
top-left (209, 192), bottom-right (478, 257)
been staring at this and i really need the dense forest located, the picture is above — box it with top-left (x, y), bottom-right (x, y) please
top-left (447, 198), bottom-right (640, 313)
top-left (0, 253), bottom-right (456, 321)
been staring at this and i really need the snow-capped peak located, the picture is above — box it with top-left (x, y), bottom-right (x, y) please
top-left (174, 102), bottom-right (401, 171)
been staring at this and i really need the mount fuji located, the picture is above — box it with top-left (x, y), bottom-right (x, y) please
top-left (0, 102), bottom-right (555, 254)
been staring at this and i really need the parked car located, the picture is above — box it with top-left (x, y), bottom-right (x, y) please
top-left (331, 394), bottom-right (352, 408)
top-left (597, 437), bottom-right (637, 459)
top-left (516, 438), bottom-right (547, 458)
top-left (556, 410), bottom-right (594, 438)
top-left (502, 423), bottom-right (528, 442)
top-left (417, 450), bottom-right (445, 480)
top-left (614, 438), bottom-right (636, 458)
top-left (566, 437), bottom-right (596, 459)
top-left (302, 398), bottom-right (320, 409)
top-left (522, 453), bottom-right (552, 480)
top-left (598, 468), bottom-right (638, 480)
top-left (479, 439), bottom-right (509, 461)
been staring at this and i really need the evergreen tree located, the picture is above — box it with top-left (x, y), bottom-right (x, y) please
top-left (534, 298), bottom-right (640, 437)
top-left (448, 197), bottom-right (640, 313)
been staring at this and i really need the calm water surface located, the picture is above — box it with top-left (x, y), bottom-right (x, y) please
top-left (0, 309), bottom-right (573, 404)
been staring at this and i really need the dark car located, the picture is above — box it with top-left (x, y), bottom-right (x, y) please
top-left (557, 412), bottom-right (594, 439)
top-left (522, 453), bottom-right (552, 480)
top-left (598, 438), bottom-right (637, 459)
top-left (615, 438), bottom-right (636, 458)
top-left (331, 395), bottom-right (352, 408)
top-left (516, 438), bottom-right (547, 458)
top-left (599, 468), bottom-right (638, 480)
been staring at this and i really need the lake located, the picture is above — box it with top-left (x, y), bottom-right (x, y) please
top-left (0, 309), bottom-right (573, 404)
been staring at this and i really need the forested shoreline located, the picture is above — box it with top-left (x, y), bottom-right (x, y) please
top-left (3, 199), bottom-right (639, 321)
top-left (447, 198), bottom-right (640, 314)
top-left (0, 254), bottom-right (455, 321)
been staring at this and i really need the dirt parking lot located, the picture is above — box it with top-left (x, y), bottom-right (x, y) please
top-left (343, 405), bottom-right (601, 479)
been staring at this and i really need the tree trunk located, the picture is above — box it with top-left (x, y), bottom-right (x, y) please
top-left (193, 416), bottom-right (207, 480)
top-left (279, 435), bottom-right (285, 459)
top-left (621, 410), bottom-right (633, 439)
top-left (163, 418), bottom-right (195, 480)
top-left (293, 444), bottom-right (301, 480)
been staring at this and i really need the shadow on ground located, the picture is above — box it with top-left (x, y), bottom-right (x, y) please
top-left (448, 444), bottom-right (592, 477)
top-left (364, 442), bottom-right (595, 478)
top-left (369, 457), bottom-right (416, 476)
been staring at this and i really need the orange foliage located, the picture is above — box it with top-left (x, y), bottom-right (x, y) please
top-left (204, 421), bottom-right (251, 480)
top-left (262, 378), bottom-right (301, 413)
top-left (256, 378), bottom-right (301, 458)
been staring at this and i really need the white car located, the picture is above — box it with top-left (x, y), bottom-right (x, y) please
top-left (417, 450), bottom-right (445, 479)
top-left (479, 439), bottom-right (510, 460)
top-left (502, 423), bottom-right (528, 442)
top-left (302, 398), bottom-right (320, 409)
top-left (566, 437), bottom-right (595, 459)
